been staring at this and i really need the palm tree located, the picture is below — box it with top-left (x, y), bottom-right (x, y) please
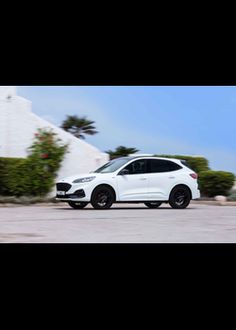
top-left (61, 115), bottom-right (98, 139)
top-left (106, 146), bottom-right (139, 160)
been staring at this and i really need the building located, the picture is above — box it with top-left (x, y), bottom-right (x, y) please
top-left (0, 86), bottom-right (109, 194)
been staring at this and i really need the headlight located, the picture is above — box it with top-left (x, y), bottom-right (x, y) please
top-left (72, 176), bottom-right (96, 183)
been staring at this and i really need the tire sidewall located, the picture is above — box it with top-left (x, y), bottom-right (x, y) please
top-left (169, 185), bottom-right (191, 209)
top-left (91, 186), bottom-right (115, 209)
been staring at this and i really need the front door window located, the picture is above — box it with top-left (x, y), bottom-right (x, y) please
top-left (123, 159), bottom-right (147, 175)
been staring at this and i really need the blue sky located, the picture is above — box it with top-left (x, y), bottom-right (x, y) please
top-left (18, 86), bottom-right (236, 174)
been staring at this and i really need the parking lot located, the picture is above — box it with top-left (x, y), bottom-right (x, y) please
top-left (1, 202), bottom-right (236, 243)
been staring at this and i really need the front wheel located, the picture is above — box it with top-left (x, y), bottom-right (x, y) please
top-left (68, 201), bottom-right (88, 209)
top-left (91, 186), bottom-right (115, 209)
top-left (144, 202), bottom-right (162, 208)
top-left (169, 186), bottom-right (191, 209)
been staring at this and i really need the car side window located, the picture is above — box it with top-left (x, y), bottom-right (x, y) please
top-left (124, 159), bottom-right (147, 175)
top-left (148, 159), bottom-right (182, 173)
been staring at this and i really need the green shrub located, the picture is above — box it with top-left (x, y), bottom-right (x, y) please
top-left (0, 128), bottom-right (67, 197)
top-left (198, 171), bottom-right (235, 197)
top-left (0, 157), bottom-right (27, 195)
top-left (155, 154), bottom-right (210, 174)
top-left (25, 129), bottom-right (68, 196)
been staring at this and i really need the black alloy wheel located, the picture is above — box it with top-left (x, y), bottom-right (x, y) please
top-left (91, 186), bottom-right (115, 209)
top-left (169, 186), bottom-right (191, 209)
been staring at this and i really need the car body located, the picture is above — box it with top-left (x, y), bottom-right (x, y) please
top-left (56, 156), bottom-right (200, 209)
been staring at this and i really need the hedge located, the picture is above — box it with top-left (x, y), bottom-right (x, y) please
top-left (0, 157), bottom-right (61, 197)
top-left (0, 129), bottom-right (67, 197)
top-left (154, 155), bottom-right (210, 174)
top-left (198, 171), bottom-right (235, 197)
top-left (0, 157), bottom-right (27, 196)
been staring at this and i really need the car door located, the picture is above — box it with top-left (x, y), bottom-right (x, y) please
top-left (146, 159), bottom-right (182, 200)
top-left (116, 159), bottom-right (149, 201)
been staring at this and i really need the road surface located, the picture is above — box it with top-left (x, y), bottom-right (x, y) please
top-left (1, 202), bottom-right (236, 243)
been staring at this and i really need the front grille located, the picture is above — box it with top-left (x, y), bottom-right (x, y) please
top-left (56, 183), bottom-right (72, 192)
top-left (56, 190), bottom-right (86, 199)
top-left (56, 194), bottom-right (70, 199)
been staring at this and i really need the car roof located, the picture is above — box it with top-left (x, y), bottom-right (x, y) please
top-left (118, 156), bottom-right (182, 163)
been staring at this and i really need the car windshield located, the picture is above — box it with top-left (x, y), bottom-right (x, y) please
top-left (94, 158), bottom-right (130, 173)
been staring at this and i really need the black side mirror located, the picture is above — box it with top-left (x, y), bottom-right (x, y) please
top-left (119, 168), bottom-right (129, 175)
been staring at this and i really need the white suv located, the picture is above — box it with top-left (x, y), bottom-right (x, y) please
top-left (56, 156), bottom-right (200, 209)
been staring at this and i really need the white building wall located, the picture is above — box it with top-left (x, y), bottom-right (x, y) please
top-left (0, 87), bottom-right (109, 195)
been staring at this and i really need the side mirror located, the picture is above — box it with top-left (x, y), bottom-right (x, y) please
top-left (119, 168), bottom-right (129, 175)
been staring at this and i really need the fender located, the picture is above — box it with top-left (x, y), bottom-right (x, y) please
top-left (168, 182), bottom-right (192, 200)
top-left (91, 183), bottom-right (117, 201)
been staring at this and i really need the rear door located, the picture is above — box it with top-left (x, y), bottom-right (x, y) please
top-left (146, 159), bottom-right (182, 200)
top-left (116, 159), bottom-right (149, 201)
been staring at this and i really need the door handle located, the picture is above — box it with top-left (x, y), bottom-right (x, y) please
top-left (140, 178), bottom-right (147, 180)
top-left (169, 176), bottom-right (175, 179)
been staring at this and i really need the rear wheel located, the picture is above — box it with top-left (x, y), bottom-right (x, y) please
top-left (144, 202), bottom-right (162, 208)
top-left (68, 201), bottom-right (88, 209)
top-left (169, 186), bottom-right (191, 209)
top-left (91, 186), bottom-right (115, 209)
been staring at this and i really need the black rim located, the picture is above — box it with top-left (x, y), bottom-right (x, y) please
top-left (174, 189), bottom-right (188, 206)
top-left (95, 190), bottom-right (112, 207)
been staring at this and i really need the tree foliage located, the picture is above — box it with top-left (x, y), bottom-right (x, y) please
top-left (61, 115), bottom-right (98, 139)
top-left (106, 146), bottom-right (139, 160)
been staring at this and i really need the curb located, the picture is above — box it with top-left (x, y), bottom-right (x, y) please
top-left (191, 200), bottom-right (236, 206)
top-left (0, 201), bottom-right (236, 207)
top-left (0, 202), bottom-right (60, 207)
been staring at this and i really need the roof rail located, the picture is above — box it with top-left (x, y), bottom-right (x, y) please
top-left (128, 153), bottom-right (154, 157)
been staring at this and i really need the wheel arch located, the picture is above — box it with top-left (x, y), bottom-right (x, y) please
top-left (168, 184), bottom-right (192, 200)
top-left (91, 184), bottom-right (117, 201)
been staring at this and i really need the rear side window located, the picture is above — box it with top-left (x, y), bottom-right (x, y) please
top-left (148, 159), bottom-right (182, 173)
top-left (181, 160), bottom-right (193, 170)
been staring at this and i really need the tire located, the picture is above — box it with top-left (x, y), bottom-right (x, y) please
top-left (144, 202), bottom-right (162, 208)
top-left (169, 185), bottom-right (191, 209)
top-left (68, 201), bottom-right (88, 209)
top-left (91, 186), bottom-right (115, 209)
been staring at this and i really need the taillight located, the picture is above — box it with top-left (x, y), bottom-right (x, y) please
top-left (190, 173), bottom-right (198, 179)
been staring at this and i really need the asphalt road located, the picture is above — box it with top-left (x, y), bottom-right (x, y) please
top-left (1, 202), bottom-right (236, 243)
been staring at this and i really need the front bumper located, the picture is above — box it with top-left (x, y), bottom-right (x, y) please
top-left (56, 179), bottom-right (97, 202)
top-left (56, 189), bottom-right (87, 201)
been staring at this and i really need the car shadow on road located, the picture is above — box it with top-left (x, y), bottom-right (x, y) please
top-left (55, 206), bottom-right (197, 210)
